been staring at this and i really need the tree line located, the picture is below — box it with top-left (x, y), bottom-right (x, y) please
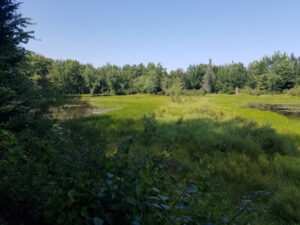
top-left (27, 51), bottom-right (300, 96)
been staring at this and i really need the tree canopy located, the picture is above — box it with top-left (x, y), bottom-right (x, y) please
top-left (30, 51), bottom-right (300, 96)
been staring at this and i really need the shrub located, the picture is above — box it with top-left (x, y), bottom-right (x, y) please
top-left (239, 87), bottom-right (266, 96)
top-left (285, 86), bottom-right (300, 96)
top-left (0, 127), bottom-right (232, 225)
top-left (182, 89), bottom-right (205, 96)
top-left (270, 187), bottom-right (300, 223)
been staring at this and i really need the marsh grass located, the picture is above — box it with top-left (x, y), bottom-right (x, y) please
top-left (64, 94), bottom-right (300, 224)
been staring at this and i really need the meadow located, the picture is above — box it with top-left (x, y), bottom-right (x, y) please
top-left (2, 1), bottom-right (300, 224)
top-left (62, 94), bottom-right (300, 225)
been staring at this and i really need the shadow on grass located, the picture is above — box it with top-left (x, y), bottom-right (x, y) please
top-left (62, 113), bottom-right (300, 224)
top-left (64, 113), bottom-right (299, 159)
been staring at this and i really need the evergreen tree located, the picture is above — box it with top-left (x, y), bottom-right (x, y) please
top-left (0, 0), bottom-right (34, 125)
top-left (202, 59), bottom-right (214, 93)
top-left (290, 53), bottom-right (297, 84)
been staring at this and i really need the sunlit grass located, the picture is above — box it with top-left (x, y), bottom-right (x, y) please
top-left (78, 94), bottom-right (300, 151)
top-left (85, 94), bottom-right (300, 137)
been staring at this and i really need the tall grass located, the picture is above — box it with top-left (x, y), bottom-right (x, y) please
top-left (67, 94), bottom-right (300, 224)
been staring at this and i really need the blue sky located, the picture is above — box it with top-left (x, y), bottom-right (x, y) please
top-left (21, 0), bottom-right (300, 71)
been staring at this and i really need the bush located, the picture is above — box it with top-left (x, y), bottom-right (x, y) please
top-left (284, 86), bottom-right (300, 96)
top-left (270, 187), bottom-right (300, 223)
top-left (182, 89), bottom-right (205, 96)
top-left (239, 87), bottom-right (266, 96)
top-left (0, 126), bottom-right (228, 225)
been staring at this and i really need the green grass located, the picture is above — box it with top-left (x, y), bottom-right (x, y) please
top-left (66, 94), bottom-right (300, 225)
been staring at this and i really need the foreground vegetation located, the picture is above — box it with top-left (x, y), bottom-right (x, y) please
top-left (70, 94), bottom-right (300, 225)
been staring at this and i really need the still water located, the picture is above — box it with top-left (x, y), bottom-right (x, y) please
top-left (51, 101), bottom-right (115, 119)
top-left (247, 102), bottom-right (300, 119)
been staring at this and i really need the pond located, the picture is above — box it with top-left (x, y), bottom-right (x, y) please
top-left (51, 101), bottom-right (116, 120)
top-left (247, 102), bottom-right (300, 119)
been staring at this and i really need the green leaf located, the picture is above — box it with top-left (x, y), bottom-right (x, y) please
top-left (107, 172), bottom-right (114, 178)
top-left (187, 186), bottom-right (198, 194)
top-left (93, 217), bottom-right (104, 225)
top-left (125, 196), bottom-right (138, 205)
top-left (158, 195), bottom-right (168, 201)
top-left (149, 196), bottom-right (160, 201)
top-left (138, 170), bottom-right (144, 178)
top-left (67, 189), bottom-right (76, 199)
top-left (135, 184), bottom-right (142, 196)
top-left (144, 176), bottom-right (153, 185)
top-left (132, 220), bottom-right (140, 225)
top-left (81, 207), bottom-right (90, 219)
top-left (152, 187), bottom-right (160, 193)
top-left (98, 188), bottom-right (106, 198)
top-left (160, 204), bottom-right (170, 210)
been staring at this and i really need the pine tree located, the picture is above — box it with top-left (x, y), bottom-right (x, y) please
top-left (290, 53), bottom-right (298, 84)
top-left (202, 58), bottom-right (214, 93)
top-left (0, 0), bottom-right (34, 124)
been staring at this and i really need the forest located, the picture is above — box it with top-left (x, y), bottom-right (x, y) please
top-left (1, 1), bottom-right (300, 225)
top-left (28, 51), bottom-right (300, 96)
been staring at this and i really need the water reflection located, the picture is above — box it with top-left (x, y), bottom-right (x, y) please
top-left (247, 102), bottom-right (300, 119)
top-left (51, 101), bottom-right (115, 119)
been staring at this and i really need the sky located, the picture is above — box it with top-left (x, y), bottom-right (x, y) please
top-left (21, 0), bottom-right (300, 71)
